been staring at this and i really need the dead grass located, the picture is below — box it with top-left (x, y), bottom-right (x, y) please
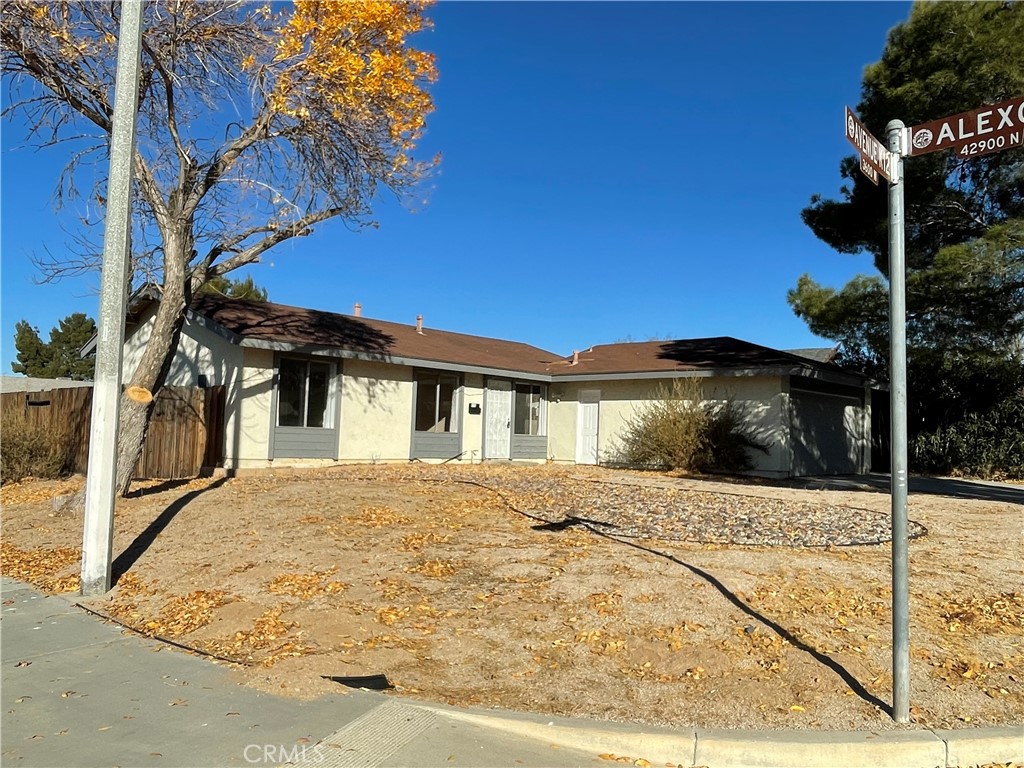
top-left (1, 465), bottom-right (1022, 732)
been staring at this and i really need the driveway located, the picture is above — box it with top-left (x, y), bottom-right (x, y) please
top-left (789, 473), bottom-right (1024, 505)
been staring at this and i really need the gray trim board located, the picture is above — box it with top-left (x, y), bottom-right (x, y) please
top-left (411, 432), bottom-right (462, 460)
top-left (511, 434), bottom-right (547, 460)
top-left (273, 426), bottom-right (337, 459)
top-left (185, 309), bottom-right (245, 346)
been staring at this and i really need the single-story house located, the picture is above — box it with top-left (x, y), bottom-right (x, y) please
top-left (110, 294), bottom-right (878, 477)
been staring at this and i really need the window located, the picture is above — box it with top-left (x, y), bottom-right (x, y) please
top-left (514, 383), bottom-right (544, 436)
top-left (415, 371), bottom-right (459, 432)
top-left (278, 359), bottom-right (333, 428)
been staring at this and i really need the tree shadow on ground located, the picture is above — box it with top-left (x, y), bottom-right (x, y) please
top-left (461, 479), bottom-right (892, 718)
top-left (588, 528), bottom-right (892, 717)
top-left (124, 477), bottom-right (199, 498)
top-left (112, 477), bottom-right (228, 585)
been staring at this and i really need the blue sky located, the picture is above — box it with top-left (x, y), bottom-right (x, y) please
top-left (1, 1), bottom-right (913, 372)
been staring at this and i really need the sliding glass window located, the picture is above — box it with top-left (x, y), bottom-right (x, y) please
top-left (513, 383), bottom-right (545, 436)
top-left (278, 359), bottom-right (333, 428)
top-left (414, 371), bottom-right (459, 433)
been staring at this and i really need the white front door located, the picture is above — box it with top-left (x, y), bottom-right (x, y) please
top-left (485, 380), bottom-right (512, 459)
top-left (576, 390), bottom-right (600, 465)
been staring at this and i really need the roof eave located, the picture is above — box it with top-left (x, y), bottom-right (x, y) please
top-left (551, 365), bottom-right (877, 387)
top-left (79, 284), bottom-right (163, 358)
top-left (236, 338), bottom-right (553, 382)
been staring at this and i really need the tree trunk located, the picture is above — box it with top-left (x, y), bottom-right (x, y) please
top-left (64, 231), bottom-right (192, 511)
top-left (113, 270), bottom-right (189, 496)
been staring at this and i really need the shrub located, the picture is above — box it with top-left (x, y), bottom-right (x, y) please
top-left (0, 415), bottom-right (77, 484)
top-left (699, 400), bottom-right (770, 472)
top-left (613, 380), bottom-right (768, 473)
top-left (910, 390), bottom-right (1024, 480)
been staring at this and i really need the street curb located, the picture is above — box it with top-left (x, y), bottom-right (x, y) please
top-left (414, 703), bottom-right (1024, 768)
top-left (693, 728), bottom-right (944, 768)
top-left (416, 704), bottom-right (696, 765)
top-left (937, 726), bottom-right (1024, 767)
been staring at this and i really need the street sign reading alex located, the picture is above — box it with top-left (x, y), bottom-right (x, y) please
top-left (909, 96), bottom-right (1024, 158)
top-left (845, 107), bottom-right (896, 184)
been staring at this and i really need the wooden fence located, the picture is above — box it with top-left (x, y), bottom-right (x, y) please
top-left (1, 385), bottom-right (226, 480)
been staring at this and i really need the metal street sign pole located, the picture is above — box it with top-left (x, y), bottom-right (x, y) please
top-left (886, 118), bottom-right (910, 724)
top-left (847, 97), bottom-right (1023, 724)
top-left (80, 0), bottom-right (144, 596)
top-left (847, 105), bottom-right (910, 722)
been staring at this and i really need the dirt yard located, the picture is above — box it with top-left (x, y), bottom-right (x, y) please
top-left (2, 464), bottom-right (1021, 732)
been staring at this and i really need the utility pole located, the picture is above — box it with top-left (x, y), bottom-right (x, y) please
top-left (886, 118), bottom-right (910, 724)
top-left (80, 0), bottom-right (144, 597)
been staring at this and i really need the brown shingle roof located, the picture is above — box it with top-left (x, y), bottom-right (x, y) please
top-left (544, 337), bottom-right (849, 377)
top-left (785, 347), bottom-right (839, 364)
top-left (190, 295), bottom-right (562, 375)
top-left (185, 296), bottom-right (865, 382)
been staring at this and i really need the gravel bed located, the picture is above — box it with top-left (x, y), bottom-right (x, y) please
top-left (465, 474), bottom-right (928, 548)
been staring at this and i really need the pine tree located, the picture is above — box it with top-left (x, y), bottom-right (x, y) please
top-left (788, 1), bottom-right (1024, 475)
top-left (199, 274), bottom-right (269, 302)
top-left (11, 321), bottom-right (50, 377)
top-left (10, 314), bottom-right (97, 380)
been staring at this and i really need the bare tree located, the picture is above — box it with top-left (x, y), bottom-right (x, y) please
top-left (2, 1), bottom-right (437, 497)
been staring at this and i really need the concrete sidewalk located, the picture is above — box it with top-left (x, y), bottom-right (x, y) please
top-left (2, 577), bottom-right (1021, 768)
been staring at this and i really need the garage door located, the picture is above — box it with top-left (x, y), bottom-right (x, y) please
top-left (789, 388), bottom-right (862, 476)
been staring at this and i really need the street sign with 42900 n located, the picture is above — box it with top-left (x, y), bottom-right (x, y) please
top-left (908, 95), bottom-right (1024, 158)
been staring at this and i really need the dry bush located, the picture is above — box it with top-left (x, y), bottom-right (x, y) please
top-left (614, 379), bottom-right (707, 470)
top-left (0, 414), bottom-right (77, 484)
top-left (613, 379), bottom-right (767, 472)
top-left (701, 399), bottom-right (771, 472)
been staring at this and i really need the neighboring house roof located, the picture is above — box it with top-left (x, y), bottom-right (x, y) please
top-left (0, 376), bottom-right (93, 393)
top-left (190, 295), bottom-right (562, 377)
top-left (785, 347), bottom-right (839, 364)
top-left (545, 338), bottom-right (861, 382)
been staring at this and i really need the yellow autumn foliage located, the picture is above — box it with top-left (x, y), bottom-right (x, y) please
top-left (271, 1), bottom-right (437, 158)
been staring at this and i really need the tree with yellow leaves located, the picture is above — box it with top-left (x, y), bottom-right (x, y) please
top-left (1, 1), bottom-right (437, 497)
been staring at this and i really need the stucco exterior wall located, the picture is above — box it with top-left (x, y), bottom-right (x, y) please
top-left (122, 308), bottom-right (241, 388)
top-left (338, 359), bottom-right (413, 462)
top-left (461, 373), bottom-right (485, 462)
top-left (124, 307), bottom-right (246, 466)
top-left (231, 348), bottom-right (275, 469)
top-left (547, 395), bottom-right (577, 462)
top-left (547, 376), bottom-right (791, 476)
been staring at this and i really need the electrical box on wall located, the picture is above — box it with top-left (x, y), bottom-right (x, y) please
top-left (468, 403), bottom-right (481, 415)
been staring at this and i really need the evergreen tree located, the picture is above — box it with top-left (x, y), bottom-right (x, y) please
top-left (11, 321), bottom-right (50, 377)
top-left (198, 274), bottom-right (269, 302)
top-left (47, 313), bottom-right (98, 380)
top-left (788, 1), bottom-right (1024, 472)
top-left (792, 1), bottom-right (1024, 370)
top-left (11, 313), bottom-right (97, 379)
